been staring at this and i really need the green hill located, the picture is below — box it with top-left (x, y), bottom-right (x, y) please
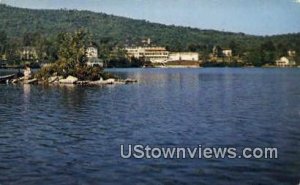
top-left (0, 4), bottom-right (295, 49)
top-left (0, 4), bottom-right (299, 66)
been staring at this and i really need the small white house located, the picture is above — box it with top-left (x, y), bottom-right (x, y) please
top-left (20, 47), bottom-right (38, 60)
top-left (222, 49), bottom-right (232, 57)
top-left (276, 57), bottom-right (296, 67)
top-left (288, 50), bottom-right (296, 57)
top-left (86, 47), bottom-right (98, 58)
top-left (86, 47), bottom-right (103, 67)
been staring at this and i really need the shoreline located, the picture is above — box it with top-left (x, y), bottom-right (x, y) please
top-left (0, 74), bottom-right (138, 86)
top-left (1, 66), bottom-right (300, 71)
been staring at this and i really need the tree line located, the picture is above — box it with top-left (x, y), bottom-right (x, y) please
top-left (0, 29), bottom-right (146, 68)
top-left (1, 29), bottom-right (299, 67)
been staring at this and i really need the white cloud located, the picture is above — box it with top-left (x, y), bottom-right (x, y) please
top-left (295, 0), bottom-right (300, 3)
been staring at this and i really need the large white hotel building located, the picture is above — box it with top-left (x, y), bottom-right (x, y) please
top-left (125, 47), bottom-right (199, 64)
top-left (125, 46), bottom-right (170, 64)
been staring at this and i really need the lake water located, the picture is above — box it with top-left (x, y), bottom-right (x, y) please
top-left (0, 68), bottom-right (299, 185)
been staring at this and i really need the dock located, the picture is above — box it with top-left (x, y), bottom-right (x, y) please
top-left (0, 74), bottom-right (16, 84)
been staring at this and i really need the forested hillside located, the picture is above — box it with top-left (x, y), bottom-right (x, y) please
top-left (0, 4), bottom-right (299, 66)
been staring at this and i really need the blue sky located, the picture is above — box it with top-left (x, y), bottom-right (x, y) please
top-left (2, 0), bottom-right (300, 35)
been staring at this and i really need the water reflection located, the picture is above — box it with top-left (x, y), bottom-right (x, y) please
top-left (22, 84), bottom-right (31, 113)
top-left (59, 85), bottom-right (88, 110)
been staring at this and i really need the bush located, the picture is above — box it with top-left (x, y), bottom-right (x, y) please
top-left (35, 60), bottom-right (114, 81)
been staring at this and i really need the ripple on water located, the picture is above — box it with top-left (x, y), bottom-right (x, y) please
top-left (0, 68), bottom-right (300, 184)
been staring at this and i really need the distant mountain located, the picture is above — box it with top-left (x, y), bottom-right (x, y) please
top-left (0, 4), bottom-right (299, 51)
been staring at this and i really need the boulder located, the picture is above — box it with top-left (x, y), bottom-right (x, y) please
top-left (24, 78), bottom-right (38, 84)
top-left (48, 76), bottom-right (58, 83)
top-left (114, 81), bottom-right (126, 85)
top-left (12, 79), bottom-right (19, 83)
top-left (24, 67), bottom-right (32, 80)
top-left (104, 78), bottom-right (115, 84)
top-left (59, 76), bottom-right (78, 84)
top-left (86, 78), bottom-right (115, 85)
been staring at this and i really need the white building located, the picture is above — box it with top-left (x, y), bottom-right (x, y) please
top-left (86, 46), bottom-right (103, 67)
top-left (141, 38), bottom-right (151, 45)
top-left (222, 49), bottom-right (232, 57)
top-left (20, 47), bottom-right (38, 60)
top-left (288, 50), bottom-right (296, 57)
top-left (168, 52), bottom-right (199, 62)
top-left (125, 47), bottom-right (142, 59)
top-left (276, 57), bottom-right (296, 67)
top-left (125, 46), bottom-right (169, 63)
top-left (86, 47), bottom-right (98, 58)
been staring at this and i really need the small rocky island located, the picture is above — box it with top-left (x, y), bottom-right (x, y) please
top-left (6, 65), bottom-right (137, 86)
top-left (1, 30), bottom-right (137, 86)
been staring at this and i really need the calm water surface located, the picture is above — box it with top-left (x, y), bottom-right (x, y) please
top-left (0, 68), bottom-right (299, 185)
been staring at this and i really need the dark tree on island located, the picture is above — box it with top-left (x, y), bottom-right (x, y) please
top-left (35, 30), bottom-right (113, 81)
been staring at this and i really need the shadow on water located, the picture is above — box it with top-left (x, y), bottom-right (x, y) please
top-left (59, 85), bottom-right (88, 110)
